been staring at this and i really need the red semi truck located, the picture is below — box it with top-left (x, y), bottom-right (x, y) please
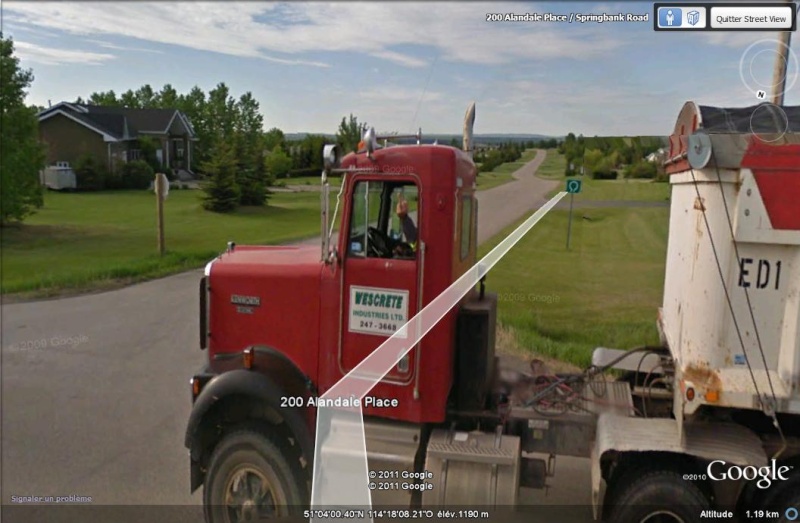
top-left (185, 102), bottom-right (800, 523)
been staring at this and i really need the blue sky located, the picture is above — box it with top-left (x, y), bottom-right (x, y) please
top-left (3, 1), bottom-right (798, 136)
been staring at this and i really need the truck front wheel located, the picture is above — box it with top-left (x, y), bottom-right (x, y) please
top-left (204, 427), bottom-right (306, 522)
top-left (607, 470), bottom-right (711, 523)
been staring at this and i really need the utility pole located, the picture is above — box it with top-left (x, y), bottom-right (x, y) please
top-left (771, 0), bottom-right (794, 105)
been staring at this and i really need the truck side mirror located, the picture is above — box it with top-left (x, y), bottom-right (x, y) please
top-left (323, 144), bottom-right (341, 171)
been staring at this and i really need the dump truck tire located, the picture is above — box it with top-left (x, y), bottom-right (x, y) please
top-left (204, 426), bottom-right (306, 522)
top-left (772, 476), bottom-right (800, 523)
top-left (608, 469), bottom-right (710, 523)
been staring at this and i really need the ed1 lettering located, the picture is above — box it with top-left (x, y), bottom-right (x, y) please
top-left (738, 258), bottom-right (782, 290)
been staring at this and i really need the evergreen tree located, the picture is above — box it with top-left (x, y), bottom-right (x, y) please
top-left (202, 141), bottom-right (240, 212)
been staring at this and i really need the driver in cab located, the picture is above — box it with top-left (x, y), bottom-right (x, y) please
top-left (394, 194), bottom-right (417, 257)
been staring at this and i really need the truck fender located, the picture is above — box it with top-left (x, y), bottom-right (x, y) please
top-left (185, 357), bottom-right (316, 491)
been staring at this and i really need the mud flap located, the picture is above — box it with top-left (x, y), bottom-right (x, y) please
top-left (590, 441), bottom-right (606, 521)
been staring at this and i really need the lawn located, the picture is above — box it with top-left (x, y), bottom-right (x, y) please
top-left (479, 204), bottom-right (671, 369)
top-left (475, 149), bottom-right (539, 190)
top-left (1, 189), bottom-right (339, 296)
top-left (538, 150), bottom-right (671, 202)
top-left (278, 175), bottom-right (342, 187)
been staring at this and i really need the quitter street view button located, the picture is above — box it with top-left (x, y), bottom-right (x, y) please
top-left (710, 6), bottom-right (795, 29)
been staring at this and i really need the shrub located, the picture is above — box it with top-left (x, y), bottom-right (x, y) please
top-left (287, 167), bottom-right (320, 178)
top-left (624, 161), bottom-right (658, 179)
top-left (104, 169), bottom-right (124, 190)
top-left (592, 168), bottom-right (618, 180)
top-left (74, 154), bottom-right (106, 191)
top-left (120, 160), bottom-right (155, 190)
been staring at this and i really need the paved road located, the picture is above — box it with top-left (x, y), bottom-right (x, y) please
top-left (475, 150), bottom-right (557, 244)
top-left (1, 150), bottom-right (593, 522)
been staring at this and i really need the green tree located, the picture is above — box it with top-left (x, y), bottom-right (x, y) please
top-left (233, 92), bottom-right (269, 204)
top-left (583, 148), bottom-right (604, 175)
top-left (135, 84), bottom-right (156, 107)
top-left (177, 86), bottom-right (208, 165)
top-left (264, 145), bottom-right (292, 179)
top-left (137, 136), bottom-right (162, 172)
top-left (156, 83), bottom-right (178, 108)
top-left (88, 90), bottom-right (119, 106)
top-left (119, 89), bottom-right (139, 108)
top-left (202, 141), bottom-right (240, 212)
top-left (0, 33), bottom-right (45, 225)
top-left (206, 83), bottom-right (237, 144)
top-left (263, 127), bottom-right (285, 151)
top-left (337, 114), bottom-right (367, 153)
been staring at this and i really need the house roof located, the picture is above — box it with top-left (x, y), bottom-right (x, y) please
top-left (38, 102), bottom-right (196, 142)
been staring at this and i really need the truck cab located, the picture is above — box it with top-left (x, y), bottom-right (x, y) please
top-left (185, 123), bottom-right (502, 520)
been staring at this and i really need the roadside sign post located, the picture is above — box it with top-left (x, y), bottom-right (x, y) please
top-left (155, 173), bottom-right (169, 256)
top-left (565, 178), bottom-right (581, 250)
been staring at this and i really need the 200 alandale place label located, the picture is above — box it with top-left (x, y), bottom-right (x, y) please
top-left (280, 395), bottom-right (399, 408)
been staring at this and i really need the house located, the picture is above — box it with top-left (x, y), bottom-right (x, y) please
top-left (646, 148), bottom-right (667, 163)
top-left (38, 102), bottom-right (197, 176)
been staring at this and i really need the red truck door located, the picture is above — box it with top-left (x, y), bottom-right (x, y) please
top-left (339, 178), bottom-right (421, 385)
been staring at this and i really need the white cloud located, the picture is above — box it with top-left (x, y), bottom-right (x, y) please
top-left (83, 40), bottom-right (163, 54)
top-left (13, 41), bottom-right (115, 66)
top-left (3, 2), bottom-right (627, 68)
top-left (356, 89), bottom-right (443, 103)
top-left (370, 51), bottom-right (429, 69)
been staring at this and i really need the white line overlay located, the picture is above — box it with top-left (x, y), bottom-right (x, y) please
top-left (310, 192), bottom-right (567, 521)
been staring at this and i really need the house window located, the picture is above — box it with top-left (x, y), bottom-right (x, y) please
top-left (127, 149), bottom-right (142, 161)
top-left (177, 144), bottom-right (185, 159)
top-left (56, 161), bottom-right (70, 168)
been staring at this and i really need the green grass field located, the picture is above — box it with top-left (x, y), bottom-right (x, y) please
top-left (278, 175), bottom-right (342, 187)
top-left (479, 205), bottom-right (670, 368)
top-left (538, 150), bottom-right (671, 202)
top-left (475, 149), bottom-right (539, 190)
top-left (2, 148), bottom-right (538, 297)
top-left (480, 150), bottom-right (673, 367)
top-left (1, 189), bottom-right (339, 296)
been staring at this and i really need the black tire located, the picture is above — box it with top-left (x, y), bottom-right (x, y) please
top-left (607, 470), bottom-right (711, 523)
top-left (766, 475), bottom-right (800, 523)
top-left (204, 427), bottom-right (307, 523)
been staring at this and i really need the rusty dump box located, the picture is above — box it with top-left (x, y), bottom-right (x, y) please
top-left (661, 102), bottom-right (800, 416)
